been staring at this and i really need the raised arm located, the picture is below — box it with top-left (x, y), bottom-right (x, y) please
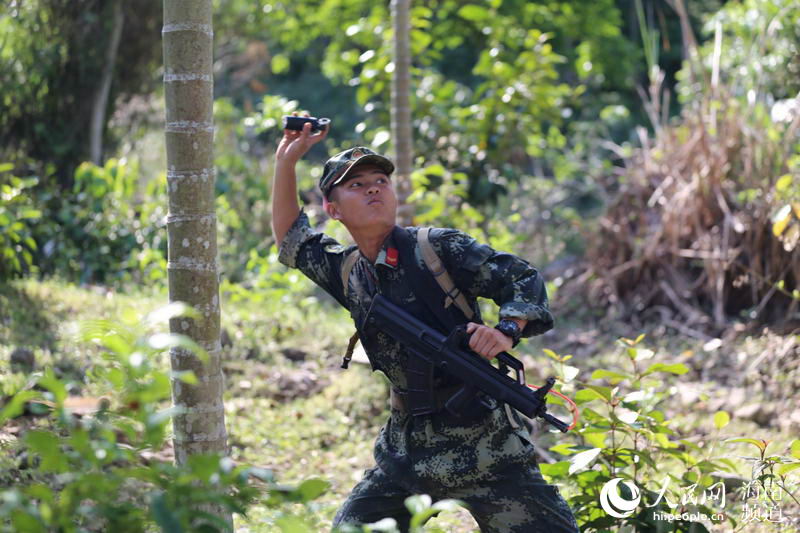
top-left (271, 112), bottom-right (329, 247)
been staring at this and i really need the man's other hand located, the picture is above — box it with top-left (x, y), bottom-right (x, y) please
top-left (465, 322), bottom-right (513, 360)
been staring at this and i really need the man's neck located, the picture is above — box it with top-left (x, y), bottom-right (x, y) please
top-left (351, 225), bottom-right (394, 263)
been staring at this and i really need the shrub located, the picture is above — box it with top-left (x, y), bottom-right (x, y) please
top-left (0, 303), bottom-right (326, 532)
top-left (0, 164), bottom-right (41, 280)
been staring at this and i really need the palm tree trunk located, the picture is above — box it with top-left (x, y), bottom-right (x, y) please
top-left (391, 0), bottom-right (414, 226)
top-left (162, 0), bottom-right (227, 467)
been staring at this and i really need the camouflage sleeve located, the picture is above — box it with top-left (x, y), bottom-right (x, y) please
top-left (277, 209), bottom-right (350, 308)
top-left (429, 228), bottom-right (554, 337)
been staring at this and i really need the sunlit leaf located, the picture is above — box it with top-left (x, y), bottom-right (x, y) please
top-left (726, 438), bottom-right (768, 454)
top-left (145, 302), bottom-right (200, 326)
top-left (457, 5), bottom-right (489, 22)
top-left (271, 54), bottom-right (290, 75)
top-left (775, 174), bottom-right (793, 192)
top-left (591, 369), bottom-right (631, 384)
top-left (569, 447), bottom-right (602, 474)
top-left (777, 463), bottom-right (800, 476)
top-left (148, 333), bottom-right (209, 364)
top-left (772, 204), bottom-right (792, 236)
top-left (38, 368), bottom-right (66, 405)
top-left (549, 443), bottom-right (577, 455)
top-left (791, 440), bottom-right (800, 460)
top-left (616, 408), bottom-right (638, 425)
top-left (0, 390), bottom-right (39, 424)
top-left (542, 348), bottom-right (560, 361)
top-left (713, 411), bottom-right (730, 430)
top-left (562, 365), bottom-right (579, 383)
top-left (294, 478), bottom-right (329, 502)
top-left (641, 363), bottom-right (689, 377)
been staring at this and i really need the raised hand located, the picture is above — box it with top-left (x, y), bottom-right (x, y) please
top-left (276, 111), bottom-right (330, 164)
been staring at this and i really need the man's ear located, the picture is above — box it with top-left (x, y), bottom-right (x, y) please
top-left (324, 197), bottom-right (342, 220)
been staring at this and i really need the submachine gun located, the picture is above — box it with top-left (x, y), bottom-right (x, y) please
top-left (365, 294), bottom-right (570, 432)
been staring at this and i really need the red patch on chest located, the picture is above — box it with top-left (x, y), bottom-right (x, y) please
top-left (386, 247), bottom-right (399, 267)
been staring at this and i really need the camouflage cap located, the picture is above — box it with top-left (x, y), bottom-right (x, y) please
top-left (320, 147), bottom-right (395, 198)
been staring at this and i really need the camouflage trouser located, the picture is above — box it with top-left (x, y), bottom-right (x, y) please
top-left (332, 460), bottom-right (579, 533)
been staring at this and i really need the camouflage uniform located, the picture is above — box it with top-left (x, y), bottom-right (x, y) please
top-left (278, 210), bottom-right (578, 533)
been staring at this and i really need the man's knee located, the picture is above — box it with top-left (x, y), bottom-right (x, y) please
top-left (332, 467), bottom-right (412, 532)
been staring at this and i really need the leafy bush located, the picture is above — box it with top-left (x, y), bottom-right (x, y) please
top-left (539, 336), bottom-right (800, 532)
top-left (25, 158), bottom-right (168, 285)
top-left (0, 164), bottom-right (41, 280)
top-left (0, 303), bottom-right (327, 532)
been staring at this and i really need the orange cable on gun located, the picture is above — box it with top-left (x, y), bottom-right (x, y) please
top-left (527, 382), bottom-right (580, 431)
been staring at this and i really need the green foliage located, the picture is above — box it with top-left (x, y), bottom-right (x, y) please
top-left (0, 164), bottom-right (41, 279)
top-left (538, 336), bottom-right (800, 532)
top-left (0, 302), bottom-right (334, 533)
top-left (680, 0), bottom-right (800, 106)
top-left (28, 158), bottom-right (168, 284)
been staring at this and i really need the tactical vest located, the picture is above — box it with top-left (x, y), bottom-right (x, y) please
top-left (339, 226), bottom-right (475, 370)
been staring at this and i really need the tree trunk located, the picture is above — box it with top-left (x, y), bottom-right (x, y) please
top-left (89, 0), bottom-right (124, 165)
top-left (162, 0), bottom-right (227, 466)
top-left (391, 0), bottom-right (414, 226)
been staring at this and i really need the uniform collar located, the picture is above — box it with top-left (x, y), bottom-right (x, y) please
top-left (361, 226), bottom-right (401, 270)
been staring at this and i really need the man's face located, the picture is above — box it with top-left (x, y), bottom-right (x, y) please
top-left (325, 164), bottom-right (398, 232)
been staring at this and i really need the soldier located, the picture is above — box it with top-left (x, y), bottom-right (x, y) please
top-left (272, 116), bottom-right (578, 533)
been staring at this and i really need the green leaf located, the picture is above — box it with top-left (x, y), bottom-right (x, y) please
top-left (148, 333), bottom-right (209, 364)
top-left (777, 463), bottom-right (800, 476)
top-left (19, 208), bottom-right (41, 220)
top-left (574, 388), bottom-right (604, 404)
top-left (457, 5), bottom-right (489, 22)
top-left (641, 363), bottom-right (689, 377)
top-left (275, 515), bottom-right (313, 533)
top-left (0, 390), bottom-right (39, 424)
top-left (25, 483), bottom-right (53, 503)
top-left (145, 302), bottom-right (201, 326)
top-left (569, 448), bottom-right (602, 474)
top-left (0, 162), bottom-right (13, 173)
top-left (150, 492), bottom-right (183, 533)
top-left (713, 411), bottom-right (730, 430)
top-left (271, 54), bottom-right (290, 75)
top-left (591, 369), bottom-right (631, 384)
top-left (542, 348), bottom-right (560, 361)
top-left (539, 460), bottom-right (570, 479)
top-left (583, 432), bottom-right (607, 448)
top-left (294, 478), bottom-right (329, 502)
top-left (584, 385), bottom-right (613, 402)
top-left (726, 438), bottom-right (768, 454)
top-left (772, 204), bottom-right (792, 236)
top-left (776, 174), bottom-right (793, 192)
top-left (38, 368), bottom-right (67, 405)
top-left (792, 440), bottom-right (800, 460)
top-left (549, 443), bottom-right (577, 455)
top-left (25, 430), bottom-right (67, 472)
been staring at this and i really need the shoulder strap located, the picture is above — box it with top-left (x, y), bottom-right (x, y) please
top-left (340, 248), bottom-right (362, 369)
top-left (341, 249), bottom-right (361, 299)
top-left (418, 227), bottom-right (474, 320)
